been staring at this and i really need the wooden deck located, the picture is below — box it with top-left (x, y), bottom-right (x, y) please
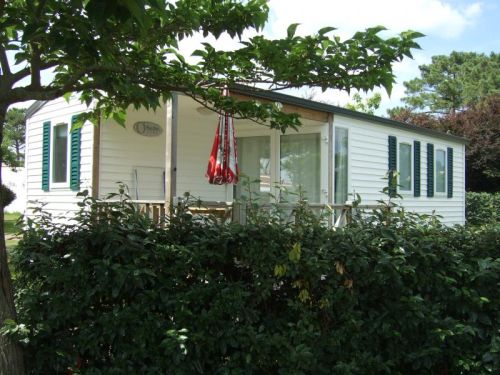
top-left (129, 199), bottom-right (382, 228)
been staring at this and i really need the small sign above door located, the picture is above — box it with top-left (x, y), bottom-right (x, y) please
top-left (133, 121), bottom-right (163, 137)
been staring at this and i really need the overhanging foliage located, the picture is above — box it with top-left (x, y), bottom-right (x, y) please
top-left (1, 0), bottom-right (422, 129)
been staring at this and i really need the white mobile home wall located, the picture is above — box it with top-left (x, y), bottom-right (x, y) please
top-left (25, 94), bottom-right (466, 226)
top-left (25, 96), bottom-right (94, 219)
top-left (98, 106), bottom-right (167, 200)
top-left (334, 113), bottom-right (465, 225)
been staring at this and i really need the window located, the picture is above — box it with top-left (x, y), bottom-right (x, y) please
top-left (52, 123), bottom-right (68, 184)
top-left (236, 136), bottom-right (271, 202)
top-left (334, 128), bottom-right (348, 204)
top-left (280, 133), bottom-right (320, 203)
top-left (435, 149), bottom-right (446, 193)
top-left (398, 143), bottom-right (412, 191)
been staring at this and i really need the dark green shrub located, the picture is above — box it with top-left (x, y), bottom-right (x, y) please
top-left (5, 193), bottom-right (500, 374)
top-left (0, 184), bottom-right (16, 207)
top-left (466, 192), bottom-right (500, 226)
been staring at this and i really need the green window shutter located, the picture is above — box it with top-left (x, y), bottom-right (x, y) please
top-left (388, 135), bottom-right (397, 197)
top-left (427, 143), bottom-right (434, 197)
top-left (447, 147), bottom-right (453, 198)
top-left (414, 141), bottom-right (421, 197)
top-left (70, 116), bottom-right (81, 191)
top-left (42, 121), bottom-right (51, 191)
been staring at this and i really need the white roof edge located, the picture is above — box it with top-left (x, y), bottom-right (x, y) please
top-left (25, 100), bottom-right (48, 119)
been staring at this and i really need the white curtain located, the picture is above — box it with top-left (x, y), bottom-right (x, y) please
top-left (280, 133), bottom-right (320, 203)
top-left (399, 143), bottom-right (412, 191)
top-left (236, 136), bottom-right (271, 202)
top-left (334, 128), bottom-right (348, 204)
top-left (436, 150), bottom-right (446, 193)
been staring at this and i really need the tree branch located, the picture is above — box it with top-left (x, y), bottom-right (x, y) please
top-left (4, 81), bottom-right (102, 104)
top-left (182, 92), bottom-right (272, 128)
top-left (10, 60), bottom-right (58, 84)
top-left (35, 0), bottom-right (47, 19)
top-left (30, 44), bottom-right (42, 88)
top-left (0, 45), bottom-right (11, 76)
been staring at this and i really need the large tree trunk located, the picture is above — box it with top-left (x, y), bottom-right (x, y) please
top-left (0, 104), bottom-right (26, 374)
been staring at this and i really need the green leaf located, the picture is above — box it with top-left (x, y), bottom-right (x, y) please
top-left (287, 23), bottom-right (300, 38)
top-left (318, 26), bottom-right (336, 36)
top-left (111, 110), bottom-right (127, 127)
top-left (121, 0), bottom-right (146, 25)
top-left (288, 242), bottom-right (301, 263)
top-left (63, 92), bottom-right (72, 103)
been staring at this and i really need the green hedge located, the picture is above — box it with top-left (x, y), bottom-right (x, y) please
top-left (466, 192), bottom-right (500, 226)
top-left (5, 194), bottom-right (500, 374)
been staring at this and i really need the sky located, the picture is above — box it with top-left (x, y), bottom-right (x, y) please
top-left (12, 0), bottom-right (500, 115)
top-left (265, 0), bottom-right (499, 114)
top-left (177, 0), bottom-right (499, 115)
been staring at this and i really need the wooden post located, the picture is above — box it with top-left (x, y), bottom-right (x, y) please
top-left (91, 114), bottom-right (101, 199)
top-left (165, 93), bottom-right (178, 212)
top-left (327, 113), bottom-right (334, 227)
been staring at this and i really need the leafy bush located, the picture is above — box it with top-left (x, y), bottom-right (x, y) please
top-left (5, 193), bottom-right (500, 374)
top-left (0, 184), bottom-right (16, 207)
top-left (466, 192), bottom-right (500, 226)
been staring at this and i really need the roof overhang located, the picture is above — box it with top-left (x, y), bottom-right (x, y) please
top-left (231, 85), bottom-right (468, 144)
top-left (25, 100), bottom-right (48, 119)
top-left (24, 87), bottom-right (468, 145)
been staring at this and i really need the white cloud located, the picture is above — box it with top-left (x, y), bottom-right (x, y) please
top-left (263, 0), bottom-right (485, 114)
top-left (267, 0), bottom-right (482, 39)
top-left (176, 28), bottom-right (258, 65)
top-left (176, 0), bottom-right (482, 64)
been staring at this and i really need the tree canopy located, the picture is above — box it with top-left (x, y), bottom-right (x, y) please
top-left (2, 108), bottom-right (26, 168)
top-left (388, 51), bottom-right (500, 192)
top-left (401, 51), bottom-right (500, 114)
top-left (390, 94), bottom-right (500, 192)
top-left (0, 1), bottom-right (424, 373)
top-left (345, 92), bottom-right (382, 115)
top-left (0, 0), bottom-right (422, 128)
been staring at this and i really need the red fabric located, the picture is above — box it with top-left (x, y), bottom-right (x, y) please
top-left (206, 91), bottom-right (239, 185)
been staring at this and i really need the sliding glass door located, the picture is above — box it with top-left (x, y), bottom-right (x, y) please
top-left (235, 136), bottom-right (271, 203)
top-left (236, 127), bottom-right (327, 205)
top-left (280, 133), bottom-right (321, 203)
top-left (334, 127), bottom-right (348, 205)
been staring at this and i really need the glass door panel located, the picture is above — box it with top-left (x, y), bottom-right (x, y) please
top-left (280, 133), bottom-right (321, 203)
top-left (334, 128), bottom-right (348, 204)
top-left (235, 136), bottom-right (271, 203)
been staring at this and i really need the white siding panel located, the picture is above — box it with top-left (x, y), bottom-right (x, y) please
top-left (98, 106), bottom-right (167, 200)
top-left (176, 97), bottom-right (233, 202)
top-left (334, 114), bottom-right (465, 225)
top-left (25, 96), bottom-right (94, 219)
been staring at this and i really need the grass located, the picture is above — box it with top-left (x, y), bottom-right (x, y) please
top-left (5, 211), bottom-right (21, 250)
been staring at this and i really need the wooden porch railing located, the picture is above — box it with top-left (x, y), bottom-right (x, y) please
top-left (133, 200), bottom-right (167, 224)
top-left (128, 199), bottom-right (382, 228)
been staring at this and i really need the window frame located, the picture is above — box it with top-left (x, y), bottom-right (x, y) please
top-left (50, 121), bottom-right (71, 189)
top-left (434, 148), bottom-right (447, 195)
top-left (397, 140), bottom-right (413, 195)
